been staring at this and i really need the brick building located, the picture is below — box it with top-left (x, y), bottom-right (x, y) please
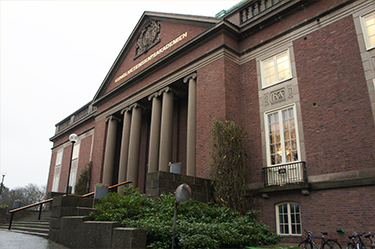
top-left (47, 0), bottom-right (375, 244)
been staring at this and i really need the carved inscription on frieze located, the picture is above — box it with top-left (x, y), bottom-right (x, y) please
top-left (264, 85), bottom-right (293, 106)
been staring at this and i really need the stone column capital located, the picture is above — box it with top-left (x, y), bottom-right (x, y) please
top-left (106, 115), bottom-right (121, 123)
top-left (159, 86), bottom-right (179, 96)
top-left (148, 92), bottom-right (161, 101)
top-left (129, 103), bottom-right (146, 111)
top-left (121, 103), bottom-right (146, 115)
top-left (183, 73), bottom-right (197, 83)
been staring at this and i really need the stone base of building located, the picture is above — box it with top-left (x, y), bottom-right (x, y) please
top-left (145, 171), bottom-right (213, 203)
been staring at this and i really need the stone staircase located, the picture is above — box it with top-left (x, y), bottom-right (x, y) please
top-left (0, 210), bottom-right (51, 238)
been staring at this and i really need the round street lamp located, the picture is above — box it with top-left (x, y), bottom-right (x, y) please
top-left (65, 134), bottom-right (78, 195)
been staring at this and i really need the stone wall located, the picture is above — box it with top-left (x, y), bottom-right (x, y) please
top-left (49, 195), bottom-right (146, 249)
top-left (145, 171), bottom-right (213, 203)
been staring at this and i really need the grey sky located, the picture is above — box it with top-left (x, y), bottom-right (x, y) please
top-left (0, 1), bottom-right (238, 189)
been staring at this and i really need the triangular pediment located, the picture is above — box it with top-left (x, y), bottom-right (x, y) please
top-left (92, 11), bottom-right (220, 105)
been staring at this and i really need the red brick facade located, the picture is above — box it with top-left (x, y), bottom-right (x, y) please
top-left (47, 0), bottom-right (375, 245)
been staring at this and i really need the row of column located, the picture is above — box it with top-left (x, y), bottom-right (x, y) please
top-left (101, 73), bottom-right (197, 190)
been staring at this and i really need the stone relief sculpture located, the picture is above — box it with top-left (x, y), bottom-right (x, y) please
top-left (135, 19), bottom-right (161, 57)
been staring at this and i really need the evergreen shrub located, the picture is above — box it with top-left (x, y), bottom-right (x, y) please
top-left (91, 187), bottom-right (280, 249)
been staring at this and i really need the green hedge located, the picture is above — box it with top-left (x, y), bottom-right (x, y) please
top-left (91, 187), bottom-right (280, 249)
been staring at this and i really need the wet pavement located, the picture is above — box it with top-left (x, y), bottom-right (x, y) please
top-left (0, 229), bottom-right (68, 249)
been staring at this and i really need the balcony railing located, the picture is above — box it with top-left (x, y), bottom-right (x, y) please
top-left (262, 161), bottom-right (307, 187)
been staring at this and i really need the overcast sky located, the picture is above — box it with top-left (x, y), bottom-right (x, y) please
top-left (0, 0), bottom-right (238, 189)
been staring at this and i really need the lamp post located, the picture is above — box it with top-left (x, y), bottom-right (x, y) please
top-left (172, 183), bottom-right (191, 249)
top-left (0, 173), bottom-right (6, 203)
top-left (65, 133), bottom-right (78, 195)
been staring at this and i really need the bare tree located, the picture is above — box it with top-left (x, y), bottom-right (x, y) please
top-left (1, 184), bottom-right (46, 209)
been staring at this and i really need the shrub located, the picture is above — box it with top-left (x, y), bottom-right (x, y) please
top-left (210, 119), bottom-right (248, 213)
top-left (91, 187), bottom-right (280, 249)
top-left (75, 162), bottom-right (92, 195)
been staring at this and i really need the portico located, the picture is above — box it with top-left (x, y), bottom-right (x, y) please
top-left (101, 74), bottom-right (197, 190)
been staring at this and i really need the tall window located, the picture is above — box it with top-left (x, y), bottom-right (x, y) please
top-left (275, 202), bottom-right (302, 235)
top-left (261, 50), bottom-right (292, 88)
top-left (265, 105), bottom-right (299, 166)
top-left (361, 11), bottom-right (375, 50)
top-left (52, 151), bottom-right (62, 192)
top-left (69, 143), bottom-right (80, 194)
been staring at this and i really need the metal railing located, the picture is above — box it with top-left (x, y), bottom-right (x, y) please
top-left (262, 161), bottom-right (307, 187)
top-left (8, 180), bottom-right (131, 230)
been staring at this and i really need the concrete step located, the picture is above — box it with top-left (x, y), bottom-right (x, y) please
top-left (0, 210), bottom-right (51, 238)
top-left (0, 222), bottom-right (49, 238)
top-left (9, 221), bottom-right (50, 228)
top-left (2, 228), bottom-right (49, 239)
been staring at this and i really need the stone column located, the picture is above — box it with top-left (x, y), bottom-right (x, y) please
top-left (148, 93), bottom-right (162, 173)
top-left (102, 116), bottom-right (119, 185)
top-left (126, 104), bottom-right (144, 187)
top-left (184, 73), bottom-right (197, 176)
top-left (117, 108), bottom-right (132, 194)
top-left (158, 87), bottom-right (177, 172)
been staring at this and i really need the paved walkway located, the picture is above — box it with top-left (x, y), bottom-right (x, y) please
top-left (0, 229), bottom-right (68, 249)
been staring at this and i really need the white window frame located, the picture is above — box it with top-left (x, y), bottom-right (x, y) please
top-left (265, 104), bottom-right (301, 167)
top-left (275, 202), bottom-right (302, 236)
top-left (261, 49), bottom-right (292, 89)
top-left (361, 10), bottom-right (375, 50)
top-left (52, 151), bottom-right (63, 192)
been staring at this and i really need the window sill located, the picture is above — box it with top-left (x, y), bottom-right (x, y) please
top-left (278, 235), bottom-right (303, 238)
top-left (261, 77), bottom-right (293, 90)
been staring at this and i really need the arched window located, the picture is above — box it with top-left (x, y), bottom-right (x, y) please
top-left (275, 202), bottom-right (302, 235)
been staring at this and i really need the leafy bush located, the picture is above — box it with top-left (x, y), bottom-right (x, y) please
top-left (91, 187), bottom-right (280, 249)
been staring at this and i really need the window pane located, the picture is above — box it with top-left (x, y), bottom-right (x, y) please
top-left (290, 203), bottom-right (295, 212)
top-left (275, 153), bottom-right (282, 164)
top-left (291, 129), bottom-right (296, 139)
top-left (365, 14), bottom-right (375, 26)
top-left (364, 13), bottom-right (375, 48)
top-left (291, 151), bottom-right (298, 161)
top-left (72, 143), bottom-right (80, 159)
top-left (368, 24), bottom-right (375, 36)
top-left (282, 107), bottom-right (298, 163)
top-left (297, 225), bottom-right (301, 234)
top-left (284, 120), bottom-right (289, 130)
top-left (292, 140), bottom-right (297, 150)
top-left (370, 36), bottom-right (375, 47)
top-left (271, 155), bottom-right (276, 165)
top-left (276, 51), bottom-right (291, 81)
top-left (276, 133), bottom-right (281, 143)
top-left (56, 152), bottom-right (63, 165)
top-left (263, 58), bottom-right (276, 86)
